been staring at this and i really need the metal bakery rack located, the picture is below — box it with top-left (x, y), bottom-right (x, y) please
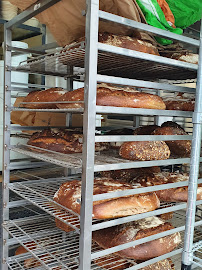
top-left (1, 0), bottom-right (202, 270)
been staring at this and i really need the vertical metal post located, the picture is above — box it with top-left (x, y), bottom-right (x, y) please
top-left (79, 0), bottom-right (99, 269)
top-left (2, 25), bottom-right (12, 270)
top-left (181, 22), bottom-right (202, 270)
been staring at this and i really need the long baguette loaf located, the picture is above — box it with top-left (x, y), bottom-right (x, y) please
top-left (119, 141), bottom-right (170, 161)
top-left (93, 216), bottom-right (181, 260)
top-left (23, 88), bottom-right (66, 109)
top-left (56, 86), bottom-right (166, 110)
top-left (130, 172), bottom-right (202, 202)
top-left (53, 178), bottom-right (160, 221)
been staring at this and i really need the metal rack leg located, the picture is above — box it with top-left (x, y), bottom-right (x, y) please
top-left (79, 0), bottom-right (99, 269)
top-left (181, 21), bottom-right (202, 270)
top-left (2, 26), bottom-right (12, 270)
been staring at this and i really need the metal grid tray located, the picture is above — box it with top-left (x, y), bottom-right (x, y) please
top-left (13, 42), bottom-right (197, 81)
top-left (11, 144), bottom-right (198, 172)
top-left (4, 213), bottom-right (202, 270)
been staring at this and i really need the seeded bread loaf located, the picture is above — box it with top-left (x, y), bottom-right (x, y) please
top-left (53, 178), bottom-right (160, 222)
top-left (56, 86), bottom-right (166, 110)
top-left (119, 141), bottom-right (170, 161)
top-left (23, 88), bottom-right (66, 109)
top-left (93, 216), bottom-right (181, 260)
top-left (130, 172), bottom-right (202, 202)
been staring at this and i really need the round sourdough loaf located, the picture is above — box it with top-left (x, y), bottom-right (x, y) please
top-left (119, 141), bottom-right (170, 161)
top-left (153, 124), bottom-right (191, 157)
top-left (92, 216), bottom-right (181, 260)
top-left (23, 88), bottom-right (66, 109)
top-left (133, 125), bottom-right (159, 135)
top-left (53, 178), bottom-right (160, 220)
top-left (56, 86), bottom-right (166, 110)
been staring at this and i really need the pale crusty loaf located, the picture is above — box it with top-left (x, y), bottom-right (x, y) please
top-left (93, 216), bottom-right (181, 260)
top-left (131, 172), bottom-right (202, 202)
top-left (23, 88), bottom-right (66, 109)
top-left (119, 141), bottom-right (170, 161)
top-left (98, 33), bottom-right (160, 55)
top-left (94, 255), bottom-right (175, 270)
top-left (53, 178), bottom-right (160, 220)
top-left (28, 128), bottom-right (109, 154)
top-left (56, 87), bottom-right (166, 110)
top-left (153, 124), bottom-right (191, 157)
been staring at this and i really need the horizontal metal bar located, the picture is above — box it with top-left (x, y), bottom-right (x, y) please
top-left (96, 106), bottom-right (193, 117)
top-left (5, 0), bottom-right (61, 29)
top-left (92, 200), bottom-right (202, 231)
top-left (99, 11), bottom-right (200, 47)
top-left (127, 249), bottom-right (183, 270)
top-left (10, 126), bottom-right (68, 131)
top-left (97, 74), bottom-right (196, 93)
top-left (8, 46), bottom-right (46, 56)
top-left (95, 134), bottom-right (192, 143)
top-left (8, 161), bottom-right (49, 170)
top-left (94, 157), bottom-right (194, 172)
top-left (93, 179), bottom-right (202, 202)
top-left (0, 18), bottom-right (41, 33)
top-left (8, 200), bottom-right (32, 208)
top-left (92, 219), bottom-right (202, 259)
top-left (10, 107), bottom-right (83, 113)
top-left (98, 43), bottom-right (198, 71)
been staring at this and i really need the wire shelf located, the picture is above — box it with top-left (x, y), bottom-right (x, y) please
top-left (13, 42), bottom-right (197, 81)
top-left (8, 175), bottom-right (202, 234)
top-left (5, 213), bottom-right (202, 270)
top-left (11, 144), bottom-right (197, 172)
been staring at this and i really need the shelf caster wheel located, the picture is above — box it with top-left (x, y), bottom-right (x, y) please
top-left (181, 264), bottom-right (192, 270)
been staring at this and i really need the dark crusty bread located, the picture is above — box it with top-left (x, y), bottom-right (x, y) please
top-left (153, 125), bottom-right (191, 157)
top-left (23, 88), bottom-right (66, 109)
top-left (133, 125), bottom-right (159, 135)
top-left (15, 246), bottom-right (38, 269)
top-left (106, 128), bottom-right (135, 149)
top-left (94, 255), bottom-right (175, 270)
top-left (56, 86), bottom-right (166, 110)
top-left (93, 216), bottom-right (181, 260)
top-left (53, 178), bottom-right (160, 220)
top-left (98, 33), bottom-right (160, 56)
top-left (163, 93), bottom-right (195, 111)
top-left (101, 167), bottom-right (161, 181)
top-left (130, 171), bottom-right (202, 202)
top-left (119, 141), bottom-right (170, 161)
top-left (28, 128), bottom-right (109, 154)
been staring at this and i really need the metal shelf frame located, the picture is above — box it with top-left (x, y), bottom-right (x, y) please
top-left (2, 0), bottom-right (202, 270)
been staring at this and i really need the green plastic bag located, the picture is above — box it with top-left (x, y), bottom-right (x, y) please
top-left (166, 0), bottom-right (202, 29)
top-left (136, 0), bottom-right (183, 45)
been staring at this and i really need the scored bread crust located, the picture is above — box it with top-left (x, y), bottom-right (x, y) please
top-left (93, 216), bottom-right (181, 260)
top-left (130, 172), bottom-right (202, 202)
top-left (98, 33), bottom-right (160, 56)
top-left (53, 178), bottom-right (160, 220)
top-left (23, 88), bottom-right (66, 109)
top-left (56, 87), bottom-right (166, 110)
top-left (153, 126), bottom-right (191, 157)
top-left (119, 141), bottom-right (170, 161)
top-left (28, 128), bottom-right (109, 154)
